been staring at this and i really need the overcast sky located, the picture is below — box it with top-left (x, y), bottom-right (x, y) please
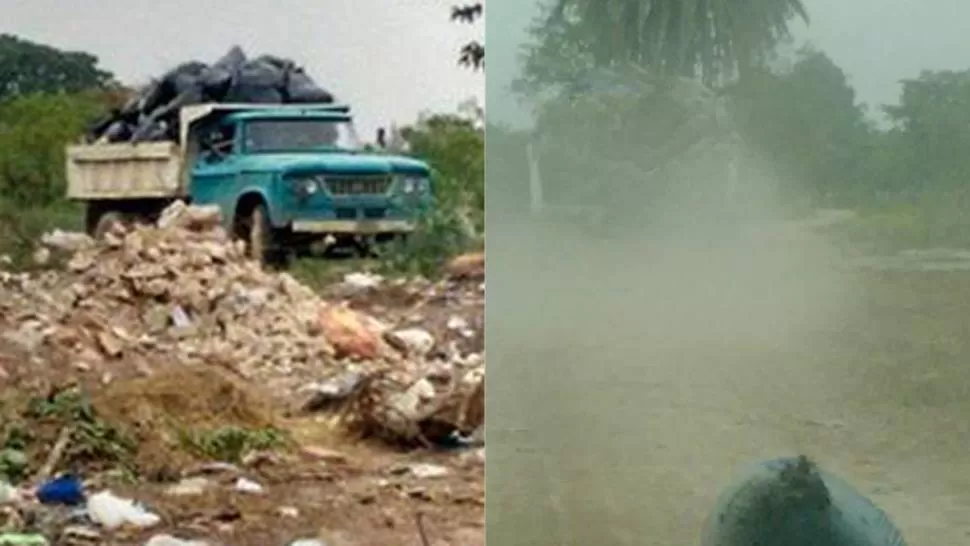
top-left (486, 0), bottom-right (970, 126)
top-left (0, 0), bottom-right (484, 137)
top-left (3, 0), bottom-right (968, 131)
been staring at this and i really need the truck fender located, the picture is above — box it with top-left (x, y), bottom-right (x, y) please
top-left (232, 188), bottom-right (280, 228)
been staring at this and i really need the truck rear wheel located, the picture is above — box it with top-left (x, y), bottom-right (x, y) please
top-left (90, 210), bottom-right (127, 240)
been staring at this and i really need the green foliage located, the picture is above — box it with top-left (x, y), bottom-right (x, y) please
top-left (518, 0), bottom-right (808, 93)
top-left (0, 389), bottom-right (137, 482)
top-left (404, 104), bottom-right (484, 219)
top-left (370, 103), bottom-right (484, 277)
top-left (881, 70), bottom-right (970, 194)
top-left (451, 3), bottom-right (484, 69)
top-left (376, 201), bottom-right (477, 277)
top-left (727, 47), bottom-right (874, 205)
top-left (0, 92), bottom-right (105, 262)
top-left (0, 92), bottom-right (106, 206)
top-left (0, 34), bottom-right (115, 99)
top-left (177, 425), bottom-right (288, 463)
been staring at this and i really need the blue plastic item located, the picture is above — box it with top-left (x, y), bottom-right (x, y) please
top-left (702, 456), bottom-right (906, 546)
top-left (35, 474), bottom-right (85, 506)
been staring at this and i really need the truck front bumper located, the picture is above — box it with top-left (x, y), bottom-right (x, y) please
top-left (291, 219), bottom-right (415, 234)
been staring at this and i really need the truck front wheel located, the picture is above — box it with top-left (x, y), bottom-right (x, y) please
top-left (237, 202), bottom-right (277, 265)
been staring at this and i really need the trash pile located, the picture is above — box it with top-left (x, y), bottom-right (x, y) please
top-left (0, 202), bottom-right (485, 450)
top-left (86, 45), bottom-right (335, 144)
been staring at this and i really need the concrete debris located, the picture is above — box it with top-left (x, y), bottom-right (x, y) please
top-left (384, 328), bottom-right (435, 358)
top-left (2, 201), bottom-right (484, 446)
top-left (233, 477), bottom-right (264, 494)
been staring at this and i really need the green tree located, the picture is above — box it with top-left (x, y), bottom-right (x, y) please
top-left (728, 46), bottom-right (874, 204)
top-left (0, 92), bottom-right (107, 207)
top-left (0, 91), bottom-right (108, 260)
top-left (451, 3), bottom-right (484, 69)
top-left (0, 34), bottom-right (115, 99)
top-left (518, 0), bottom-right (808, 93)
top-left (883, 69), bottom-right (970, 195)
top-left (403, 100), bottom-right (484, 219)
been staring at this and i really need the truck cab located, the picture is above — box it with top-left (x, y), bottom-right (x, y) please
top-left (67, 103), bottom-right (433, 261)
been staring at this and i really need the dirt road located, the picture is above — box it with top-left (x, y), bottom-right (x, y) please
top-left (487, 221), bottom-right (970, 545)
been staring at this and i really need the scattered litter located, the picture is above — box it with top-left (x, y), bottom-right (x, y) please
top-left (164, 477), bottom-right (210, 497)
top-left (86, 491), bottom-right (161, 530)
top-left (35, 475), bottom-right (84, 506)
top-left (403, 463), bottom-right (450, 479)
top-left (384, 328), bottom-right (435, 358)
top-left (0, 482), bottom-right (19, 504)
top-left (233, 477), bottom-right (264, 494)
top-left (287, 540), bottom-right (327, 546)
top-left (0, 534), bottom-right (48, 545)
top-left (144, 535), bottom-right (209, 546)
top-left (342, 272), bottom-right (383, 289)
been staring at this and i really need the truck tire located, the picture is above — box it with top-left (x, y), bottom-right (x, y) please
top-left (240, 202), bottom-right (276, 265)
top-left (90, 210), bottom-right (127, 240)
top-left (702, 456), bottom-right (906, 546)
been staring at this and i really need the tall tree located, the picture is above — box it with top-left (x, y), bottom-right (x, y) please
top-left (0, 34), bottom-right (115, 99)
top-left (452, 3), bottom-right (484, 69)
top-left (728, 47), bottom-right (873, 203)
top-left (883, 69), bottom-right (970, 194)
top-left (518, 0), bottom-right (808, 93)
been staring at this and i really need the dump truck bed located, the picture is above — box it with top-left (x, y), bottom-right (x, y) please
top-left (65, 141), bottom-right (185, 200)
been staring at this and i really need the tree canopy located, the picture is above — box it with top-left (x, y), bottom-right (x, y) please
top-left (517, 0), bottom-right (808, 94)
top-left (452, 3), bottom-right (484, 70)
top-left (0, 34), bottom-right (115, 99)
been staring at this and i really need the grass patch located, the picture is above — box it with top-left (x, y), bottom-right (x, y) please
top-left (177, 425), bottom-right (288, 464)
top-left (0, 388), bottom-right (137, 483)
top-left (837, 196), bottom-right (970, 252)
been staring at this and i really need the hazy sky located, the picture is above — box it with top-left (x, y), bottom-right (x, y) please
top-left (0, 0), bottom-right (484, 136)
top-left (3, 0), bottom-right (968, 131)
top-left (486, 0), bottom-right (970, 126)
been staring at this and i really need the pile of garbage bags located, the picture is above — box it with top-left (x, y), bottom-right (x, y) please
top-left (86, 46), bottom-right (335, 144)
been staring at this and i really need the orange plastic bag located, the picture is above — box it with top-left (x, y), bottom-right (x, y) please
top-left (317, 305), bottom-right (382, 360)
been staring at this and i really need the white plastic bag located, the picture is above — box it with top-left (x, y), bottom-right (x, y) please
top-left (87, 490), bottom-right (161, 530)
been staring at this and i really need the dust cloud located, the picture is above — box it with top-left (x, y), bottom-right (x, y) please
top-left (486, 145), bottom-right (867, 544)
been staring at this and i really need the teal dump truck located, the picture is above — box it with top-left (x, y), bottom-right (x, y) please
top-left (65, 103), bottom-right (433, 261)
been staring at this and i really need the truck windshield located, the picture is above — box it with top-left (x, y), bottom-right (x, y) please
top-left (244, 119), bottom-right (361, 153)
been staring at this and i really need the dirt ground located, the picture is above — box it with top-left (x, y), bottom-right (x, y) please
top-left (0, 218), bottom-right (485, 546)
top-left (487, 220), bottom-right (970, 546)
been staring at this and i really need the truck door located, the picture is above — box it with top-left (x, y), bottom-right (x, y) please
top-left (189, 122), bottom-right (242, 227)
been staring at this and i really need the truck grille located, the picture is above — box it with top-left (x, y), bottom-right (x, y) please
top-left (324, 175), bottom-right (392, 196)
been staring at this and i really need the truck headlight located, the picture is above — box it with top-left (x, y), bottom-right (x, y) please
top-left (289, 175), bottom-right (324, 197)
top-left (398, 176), bottom-right (429, 195)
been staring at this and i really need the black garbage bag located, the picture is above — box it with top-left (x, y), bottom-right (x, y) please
top-left (86, 113), bottom-right (118, 139)
top-left (131, 89), bottom-right (203, 143)
top-left (223, 59), bottom-right (286, 103)
top-left (254, 54), bottom-right (295, 72)
top-left (163, 61), bottom-right (209, 97)
top-left (130, 120), bottom-right (171, 142)
top-left (283, 68), bottom-right (334, 103)
top-left (102, 121), bottom-right (133, 143)
top-left (204, 45), bottom-right (248, 100)
top-left (117, 95), bottom-right (142, 123)
top-left (702, 456), bottom-right (906, 546)
top-left (213, 45), bottom-right (247, 70)
top-left (138, 80), bottom-right (174, 119)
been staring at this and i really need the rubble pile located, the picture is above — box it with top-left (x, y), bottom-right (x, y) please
top-left (0, 202), bottom-right (485, 446)
top-left (87, 45), bottom-right (335, 144)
